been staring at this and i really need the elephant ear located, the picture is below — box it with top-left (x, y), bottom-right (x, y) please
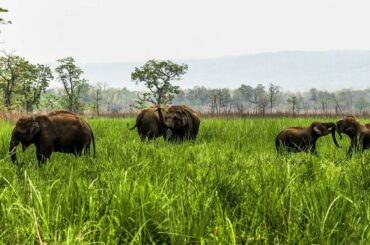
top-left (29, 121), bottom-right (40, 139)
top-left (181, 111), bottom-right (189, 126)
top-left (313, 125), bottom-right (323, 135)
top-left (345, 126), bottom-right (356, 135)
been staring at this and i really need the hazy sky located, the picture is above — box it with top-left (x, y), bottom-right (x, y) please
top-left (1, 0), bottom-right (370, 63)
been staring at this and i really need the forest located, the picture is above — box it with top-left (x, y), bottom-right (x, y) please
top-left (1, 53), bottom-right (370, 116)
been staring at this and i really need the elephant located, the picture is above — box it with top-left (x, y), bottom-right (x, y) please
top-left (130, 105), bottom-right (200, 142)
top-left (275, 122), bottom-right (341, 154)
top-left (129, 106), bottom-right (169, 141)
top-left (336, 116), bottom-right (370, 155)
top-left (9, 111), bottom-right (96, 164)
top-left (160, 105), bottom-right (200, 141)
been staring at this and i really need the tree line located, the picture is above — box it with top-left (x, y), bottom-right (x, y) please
top-left (1, 53), bottom-right (370, 115)
top-left (0, 54), bottom-right (91, 113)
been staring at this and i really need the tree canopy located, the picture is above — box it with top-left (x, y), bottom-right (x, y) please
top-left (131, 60), bottom-right (188, 107)
top-left (55, 57), bottom-right (88, 112)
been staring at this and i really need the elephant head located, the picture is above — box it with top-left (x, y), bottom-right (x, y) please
top-left (9, 117), bottom-right (40, 163)
top-left (336, 116), bottom-right (360, 137)
top-left (311, 122), bottom-right (342, 147)
top-left (157, 106), bottom-right (188, 130)
top-left (164, 110), bottom-right (188, 130)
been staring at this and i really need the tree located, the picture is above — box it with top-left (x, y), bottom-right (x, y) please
top-left (268, 83), bottom-right (280, 113)
top-left (95, 82), bottom-right (103, 116)
top-left (309, 88), bottom-right (318, 112)
top-left (317, 91), bottom-right (332, 113)
top-left (236, 84), bottom-right (253, 102)
top-left (355, 96), bottom-right (369, 114)
top-left (209, 89), bottom-right (232, 114)
top-left (186, 86), bottom-right (210, 107)
top-left (0, 54), bottom-right (29, 108)
top-left (55, 57), bottom-right (88, 112)
top-left (250, 84), bottom-right (268, 114)
top-left (40, 93), bottom-right (60, 111)
top-left (21, 64), bottom-right (53, 112)
top-left (287, 96), bottom-right (298, 116)
top-left (131, 60), bottom-right (188, 107)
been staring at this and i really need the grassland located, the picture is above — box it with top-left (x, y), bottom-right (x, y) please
top-left (0, 117), bottom-right (370, 244)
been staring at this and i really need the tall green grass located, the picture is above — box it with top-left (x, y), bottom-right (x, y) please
top-left (0, 117), bottom-right (370, 243)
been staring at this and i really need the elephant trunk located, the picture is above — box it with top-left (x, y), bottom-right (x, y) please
top-left (157, 105), bottom-right (170, 130)
top-left (9, 135), bottom-right (20, 163)
top-left (165, 128), bottom-right (173, 141)
top-left (331, 128), bottom-right (341, 148)
top-left (335, 123), bottom-right (343, 140)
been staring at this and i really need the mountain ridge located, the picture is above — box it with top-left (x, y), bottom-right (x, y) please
top-left (74, 50), bottom-right (370, 91)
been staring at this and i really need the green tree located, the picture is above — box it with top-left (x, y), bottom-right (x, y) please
top-left (287, 96), bottom-right (298, 116)
top-left (186, 86), bottom-right (209, 107)
top-left (250, 84), bottom-right (268, 114)
top-left (21, 64), bottom-right (53, 112)
top-left (131, 60), bottom-right (188, 107)
top-left (55, 57), bottom-right (88, 112)
top-left (0, 54), bottom-right (29, 108)
top-left (268, 83), bottom-right (280, 113)
top-left (40, 92), bottom-right (60, 111)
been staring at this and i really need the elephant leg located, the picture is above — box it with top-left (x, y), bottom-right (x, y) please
top-left (348, 139), bottom-right (358, 156)
top-left (147, 131), bottom-right (156, 140)
top-left (83, 143), bottom-right (91, 156)
top-left (74, 149), bottom-right (83, 157)
top-left (139, 133), bottom-right (146, 141)
top-left (311, 148), bottom-right (318, 155)
top-left (36, 145), bottom-right (52, 165)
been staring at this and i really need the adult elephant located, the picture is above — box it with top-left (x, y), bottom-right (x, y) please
top-left (160, 105), bottom-right (200, 141)
top-left (129, 106), bottom-right (169, 141)
top-left (9, 111), bottom-right (95, 164)
top-left (130, 105), bottom-right (200, 142)
top-left (275, 121), bottom-right (341, 154)
top-left (336, 116), bottom-right (370, 155)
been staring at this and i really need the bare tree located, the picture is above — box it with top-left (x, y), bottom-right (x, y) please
top-left (287, 96), bottom-right (298, 116)
top-left (268, 83), bottom-right (280, 113)
top-left (250, 84), bottom-right (268, 115)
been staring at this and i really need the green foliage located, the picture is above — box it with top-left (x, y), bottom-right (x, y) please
top-left (0, 117), bottom-right (370, 243)
top-left (39, 93), bottom-right (62, 111)
top-left (21, 64), bottom-right (53, 112)
top-left (0, 55), bottom-right (51, 111)
top-left (55, 57), bottom-right (88, 112)
top-left (131, 60), bottom-right (188, 106)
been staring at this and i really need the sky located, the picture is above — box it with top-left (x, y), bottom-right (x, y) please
top-left (1, 0), bottom-right (370, 64)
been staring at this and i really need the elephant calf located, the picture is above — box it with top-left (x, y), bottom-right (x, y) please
top-left (9, 111), bottom-right (96, 164)
top-left (276, 122), bottom-right (340, 154)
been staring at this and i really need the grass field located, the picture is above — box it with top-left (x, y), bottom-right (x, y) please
top-left (1, 117), bottom-right (370, 244)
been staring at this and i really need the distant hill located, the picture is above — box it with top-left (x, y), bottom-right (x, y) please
top-left (78, 50), bottom-right (370, 91)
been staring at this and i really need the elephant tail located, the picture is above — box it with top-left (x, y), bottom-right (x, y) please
top-left (275, 133), bottom-right (283, 152)
top-left (91, 130), bottom-right (96, 158)
top-left (129, 124), bottom-right (137, 130)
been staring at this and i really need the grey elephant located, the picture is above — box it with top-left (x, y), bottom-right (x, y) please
top-left (9, 111), bottom-right (96, 164)
top-left (130, 105), bottom-right (200, 142)
top-left (336, 116), bottom-right (370, 155)
top-left (129, 106), bottom-right (169, 141)
top-left (275, 121), bottom-right (341, 154)
top-left (160, 105), bottom-right (200, 141)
